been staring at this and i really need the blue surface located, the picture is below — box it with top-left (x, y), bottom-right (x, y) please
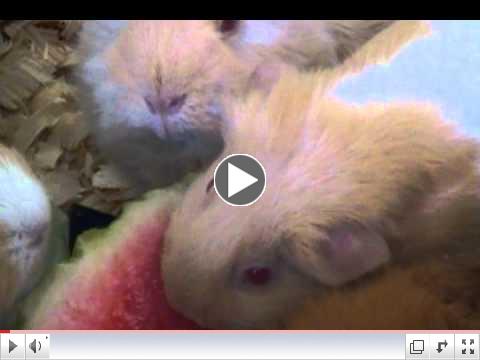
top-left (334, 20), bottom-right (480, 138)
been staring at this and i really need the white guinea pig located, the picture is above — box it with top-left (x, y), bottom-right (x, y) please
top-left (0, 144), bottom-right (51, 320)
top-left (76, 20), bottom-right (251, 193)
top-left (162, 69), bottom-right (480, 329)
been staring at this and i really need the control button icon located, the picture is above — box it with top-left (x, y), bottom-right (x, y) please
top-left (406, 334), bottom-right (429, 359)
top-left (214, 154), bottom-right (266, 206)
top-left (410, 340), bottom-right (425, 354)
top-left (25, 334), bottom-right (50, 359)
top-left (430, 334), bottom-right (454, 359)
top-left (28, 339), bottom-right (41, 354)
top-left (456, 334), bottom-right (479, 359)
top-left (1, 334), bottom-right (26, 359)
top-left (436, 340), bottom-right (447, 353)
top-left (10, 340), bottom-right (18, 353)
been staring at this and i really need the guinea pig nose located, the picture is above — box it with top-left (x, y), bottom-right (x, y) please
top-left (28, 233), bottom-right (44, 248)
top-left (167, 94), bottom-right (187, 113)
top-left (244, 267), bottom-right (272, 286)
top-left (27, 224), bottom-right (47, 247)
top-left (145, 94), bottom-right (187, 115)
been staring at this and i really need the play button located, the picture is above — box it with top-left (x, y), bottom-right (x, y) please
top-left (9, 340), bottom-right (17, 353)
top-left (214, 154), bottom-right (266, 206)
top-left (227, 163), bottom-right (258, 197)
top-left (1, 334), bottom-right (25, 359)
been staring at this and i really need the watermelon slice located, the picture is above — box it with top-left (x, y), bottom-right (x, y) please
top-left (23, 187), bottom-right (202, 330)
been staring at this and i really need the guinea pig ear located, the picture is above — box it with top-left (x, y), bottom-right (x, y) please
top-left (281, 223), bottom-right (391, 287)
top-left (247, 59), bottom-right (291, 94)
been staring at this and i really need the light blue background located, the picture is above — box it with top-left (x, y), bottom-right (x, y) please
top-left (334, 21), bottom-right (480, 138)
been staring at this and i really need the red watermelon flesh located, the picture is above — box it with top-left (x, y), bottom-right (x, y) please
top-left (25, 189), bottom-right (202, 330)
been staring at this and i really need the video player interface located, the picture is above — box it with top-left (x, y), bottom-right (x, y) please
top-left (1, 18), bottom-right (480, 360)
top-left (1, 332), bottom-right (478, 359)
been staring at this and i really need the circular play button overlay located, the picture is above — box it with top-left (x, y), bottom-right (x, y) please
top-left (214, 154), bottom-right (267, 206)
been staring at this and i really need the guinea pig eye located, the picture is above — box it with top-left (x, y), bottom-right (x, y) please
top-left (244, 266), bottom-right (272, 286)
top-left (206, 178), bottom-right (215, 193)
top-left (168, 94), bottom-right (187, 113)
top-left (218, 20), bottom-right (240, 35)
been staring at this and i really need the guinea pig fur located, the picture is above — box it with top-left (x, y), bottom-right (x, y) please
top-left (285, 254), bottom-right (480, 330)
top-left (76, 20), bottom-right (251, 193)
top-left (0, 144), bottom-right (51, 321)
top-left (162, 69), bottom-right (480, 329)
top-left (215, 20), bottom-right (396, 70)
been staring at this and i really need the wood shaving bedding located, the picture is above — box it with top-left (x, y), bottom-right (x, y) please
top-left (0, 20), bottom-right (133, 215)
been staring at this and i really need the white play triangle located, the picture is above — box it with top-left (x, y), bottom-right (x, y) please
top-left (228, 162), bottom-right (258, 198)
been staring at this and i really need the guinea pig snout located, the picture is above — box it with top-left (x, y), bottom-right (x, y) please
top-left (14, 220), bottom-right (48, 250)
top-left (26, 231), bottom-right (45, 248)
top-left (144, 94), bottom-right (187, 116)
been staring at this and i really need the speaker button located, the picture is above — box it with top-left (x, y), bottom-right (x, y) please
top-left (25, 334), bottom-right (50, 359)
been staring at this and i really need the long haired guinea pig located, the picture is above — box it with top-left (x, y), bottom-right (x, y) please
top-left (0, 144), bottom-right (51, 320)
top-left (214, 20), bottom-right (395, 87)
top-left (285, 255), bottom-right (480, 330)
top-left (214, 20), bottom-right (398, 93)
top-left (76, 20), bottom-right (251, 193)
top-left (162, 69), bottom-right (480, 329)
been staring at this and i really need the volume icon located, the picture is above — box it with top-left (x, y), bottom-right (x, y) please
top-left (29, 339), bottom-right (42, 354)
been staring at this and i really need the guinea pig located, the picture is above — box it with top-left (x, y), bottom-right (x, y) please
top-left (76, 20), bottom-right (252, 193)
top-left (216, 20), bottom-right (396, 68)
top-left (162, 68), bottom-right (480, 329)
top-left (77, 20), bottom-right (398, 194)
top-left (0, 144), bottom-right (51, 321)
top-left (214, 20), bottom-right (396, 90)
top-left (285, 254), bottom-right (480, 330)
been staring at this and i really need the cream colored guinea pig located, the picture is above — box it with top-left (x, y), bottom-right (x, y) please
top-left (215, 20), bottom-right (395, 90)
top-left (216, 20), bottom-right (395, 68)
top-left (76, 20), bottom-right (395, 194)
top-left (0, 144), bottom-right (51, 321)
top-left (76, 20), bottom-right (251, 193)
top-left (162, 68), bottom-right (480, 329)
top-left (285, 255), bottom-right (480, 330)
